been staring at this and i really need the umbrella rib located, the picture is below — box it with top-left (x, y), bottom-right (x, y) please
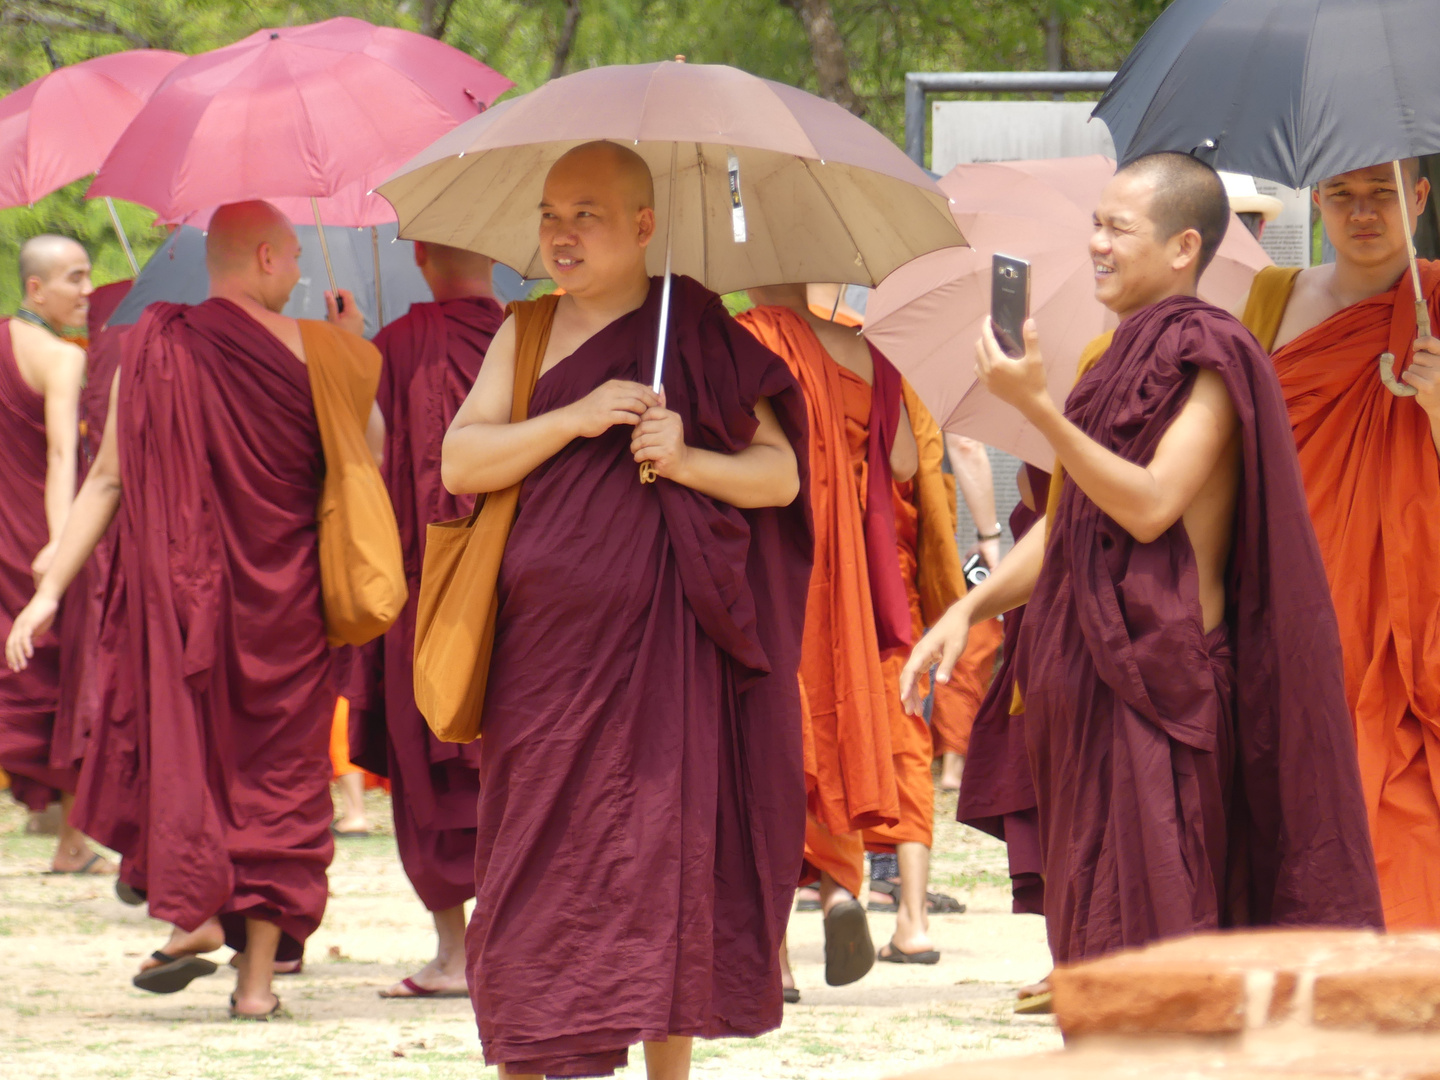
top-left (695, 143), bottom-right (708, 289)
top-left (797, 158), bottom-right (870, 284)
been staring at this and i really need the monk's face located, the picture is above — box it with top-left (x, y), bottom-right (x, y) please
top-left (538, 150), bottom-right (655, 297)
top-left (26, 241), bottom-right (93, 329)
top-left (1090, 172), bottom-right (1198, 320)
top-left (256, 226), bottom-right (303, 313)
top-left (1315, 164), bottom-right (1431, 270)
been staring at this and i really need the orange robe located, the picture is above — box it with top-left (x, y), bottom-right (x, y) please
top-left (931, 619), bottom-right (1005, 758)
top-left (737, 305), bottom-right (897, 898)
top-left (1242, 264), bottom-right (1440, 928)
top-left (865, 384), bottom-right (966, 850)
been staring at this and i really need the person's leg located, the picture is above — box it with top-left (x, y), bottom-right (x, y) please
top-left (232, 918), bottom-right (282, 1016)
top-left (51, 792), bottom-right (114, 873)
top-left (778, 931), bottom-right (794, 994)
top-left (334, 772), bottom-right (369, 833)
top-left (939, 751), bottom-right (965, 792)
top-left (497, 1068), bottom-right (540, 1079)
top-left (890, 841), bottom-right (934, 954)
top-left (644, 1036), bottom-right (693, 1080)
top-left (817, 870), bottom-right (854, 915)
top-left (383, 903), bottom-right (469, 995)
top-left (137, 916), bottom-right (224, 973)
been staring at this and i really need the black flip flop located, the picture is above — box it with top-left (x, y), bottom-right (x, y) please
top-left (878, 942), bottom-right (940, 965)
top-left (823, 899), bottom-right (875, 986)
top-left (132, 951), bottom-right (219, 994)
top-left (115, 880), bottom-right (146, 906)
top-left (229, 993), bottom-right (284, 1021)
top-left (866, 879), bottom-right (898, 912)
top-left (782, 987), bottom-right (801, 1004)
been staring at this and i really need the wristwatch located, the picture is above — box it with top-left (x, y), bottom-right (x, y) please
top-left (976, 523), bottom-right (1002, 542)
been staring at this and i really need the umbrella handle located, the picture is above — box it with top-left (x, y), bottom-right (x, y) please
top-left (311, 197), bottom-right (343, 313)
top-left (640, 143), bottom-right (680, 486)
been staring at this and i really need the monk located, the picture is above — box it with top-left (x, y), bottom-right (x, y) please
top-left (1238, 159), bottom-right (1440, 928)
top-left (442, 141), bottom-right (810, 1079)
top-left (5, 201), bottom-right (380, 1019)
top-left (359, 241), bottom-right (503, 999)
top-left (901, 152), bottom-right (1384, 966)
top-left (0, 235), bottom-right (111, 874)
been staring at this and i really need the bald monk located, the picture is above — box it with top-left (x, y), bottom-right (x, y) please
top-left (1238, 160), bottom-right (1440, 928)
top-left (0, 235), bottom-right (111, 874)
top-left (358, 241), bottom-right (503, 998)
top-left (443, 141), bottom-right (809, 1079)
top-left (5, 201), bottom-right (381, 1019)
top-left (902, 153), bottom-right (1383, 965)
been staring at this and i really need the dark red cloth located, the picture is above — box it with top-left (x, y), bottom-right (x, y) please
top-left (468, 276), bottom-right (811, 1077)
top-left (0, 320), bottom-right (79, 808)
top-left (957, 465), bottom-right (1050, 916)
top-left (87, 280), bottom-right (132, 340)
top-left (74, 298), bottom-right (335, 956)
top-left (362, 294), bottom-right (502, 911)
top-left (1015, 295), bottom-right (1383, 964)
top-left (862, 343), bottom-right (910, 654)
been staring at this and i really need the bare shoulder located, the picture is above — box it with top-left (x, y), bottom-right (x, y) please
top-left (1271, 265), bottom-right (1338, 350)
top-left (810, 317), bottom-right (870, 377)
top-left (12, 322), bottom-right (85, 395)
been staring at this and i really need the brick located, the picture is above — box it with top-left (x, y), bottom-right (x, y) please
top-left (1314, 969), bottom-right (1440, 1032)
top-left (883, 1051), bottom-right (1440, 1080)
top-left (1052, 963), bottom-right (1245, 1035)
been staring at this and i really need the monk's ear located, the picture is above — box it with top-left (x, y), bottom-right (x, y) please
top-left (1415, 177), bottom-right (1431, 219)
top-left (636, 206), bottom-right (656, 250)
top-left (256, 240), bottom-right (274, 275)
top-left (1170, 227), bottom-right (1203, 275)
top-left (414, 242), bottom-right (428, 269)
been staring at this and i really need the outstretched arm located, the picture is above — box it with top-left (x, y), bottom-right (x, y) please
top-left (6, 372), bottom-right (123, 672)
top-left (898, 521), bottom-right (1045, 714)
top-left (976, 318), bottom-right (1238, 544)
top-left (33, 340), bottom-right (85, 579)
top-left (630, 392), bottom-right (799, 509)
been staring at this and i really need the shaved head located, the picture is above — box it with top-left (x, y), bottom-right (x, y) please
top-left (18, 235), bottom-right (87, 295)
top-left (206, 201), bottom-right (297, 277)
top-left (549, 141), bottom-right (655, 213)
top-left (416, 241), bottom-right (494, 279)
top-left (1117, 152), bottom-right (1230, 276)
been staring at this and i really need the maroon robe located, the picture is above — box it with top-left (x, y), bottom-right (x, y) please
top-left (354, 295), bottom-right (502, 912)
top-left (0, 319), bottom-right (80, 809)
top-left (956, 464), bottom-right (1050, 916)
top-left (74, 298), bottom-right (336, 956)
top-left (468, 277), bottom-right (812, 1077)
top-left (1016, 295), bottom-right (1383, 964)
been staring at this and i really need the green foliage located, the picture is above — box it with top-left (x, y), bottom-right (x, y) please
top-left (0, 0), bottom-right (1166, 307)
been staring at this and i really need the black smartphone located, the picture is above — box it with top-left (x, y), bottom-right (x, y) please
top-left (991, 253), bottom-right (1031, 359)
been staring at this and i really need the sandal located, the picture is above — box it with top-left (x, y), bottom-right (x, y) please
top-left (823, 899), bottom-right (875, 986)
top-left (229, 993), bottom-right (284, 1021)
top-left (378, 977), bottom-right (469, 999)
top-left (877, 941), bottom-right (940, 965)
top-left (132, 951), bottom-right (219, 994)
top-left (867, 879), bottom-right (967, 914)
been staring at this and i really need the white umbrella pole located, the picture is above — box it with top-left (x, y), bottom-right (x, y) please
top-left (1381, 160), bottom-right (1426, 397)
top-left (639, 143), bottom-right (679, 485)
top-left (371, 226), bottom-right (384, 326)
top-left (310, 197), bottom-right (342, 312)
top-left (104, 197), bottom-right (139, 277)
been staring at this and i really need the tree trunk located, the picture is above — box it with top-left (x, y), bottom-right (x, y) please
top-left (418, 0), bottom-right (457, 39)
top-left (550, 0), bottom-right (583, 80)
top-left (787, 0), bottom-right (864, 117)
top-left (1044, 2), bottom-right (1065, 72)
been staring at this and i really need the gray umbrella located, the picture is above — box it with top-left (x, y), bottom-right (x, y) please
top-left (110, 224), bottom-right (537, 336)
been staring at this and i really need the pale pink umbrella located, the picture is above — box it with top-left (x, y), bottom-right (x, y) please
top-left (864, 155), bottom-right (1272, 469)
top-left (0, 48), bottom-right (186, 271)
top-left (91, 17), bottom-right (512, 295)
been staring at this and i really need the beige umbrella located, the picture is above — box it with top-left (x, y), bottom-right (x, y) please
top-left (378, 59), bottom-right (964, 401)
top-left (864, 155), bottom-right (1272, 469)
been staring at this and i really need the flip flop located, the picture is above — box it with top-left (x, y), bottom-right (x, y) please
top-left (782, 987), bottom-right (801, 1004)
top-left (794, 887), bottom-right (822, 912)
top-left (1015, 990), bottom-right (1054, 1015)
top-left (229, 993), bottom-right (285, 1021)
top-left (822, 899), bottom-right (875, 987)
top-left (115, 880), bottom-right (146, 906)
top-left (132, 951), bottom-right (219, 994)
top-left (866, 879), bottom-right (899, 912)
top-left (330, 825), bottom-right (370, 838)
top-left (378, 977), bottom-right (470, 999)
top-left (46, 853), bottom-right (113, 876)
top-left (878, 942), bottom-right (940, 965)
top-left (927, 891), bottom-right (966, 914)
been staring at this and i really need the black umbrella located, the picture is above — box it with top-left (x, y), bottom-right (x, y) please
top-left (1094, 0), bottom-right (1439, 392)
top-left (109, 224), bottom-right (537, 336)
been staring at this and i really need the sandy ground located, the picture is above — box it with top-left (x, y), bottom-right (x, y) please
top-left (0, 783), bottom-right (1060, 1079)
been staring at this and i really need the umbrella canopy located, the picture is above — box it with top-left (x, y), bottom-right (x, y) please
top-left (90, 17), bottom-right (513, 221)
top-left (107, 224), bottom-right (535, 338)
top-left (864, 155), bottom-right (1272, 468)
top-left (1093, 0), bottom-right (1440, 189)
top-left (377, 60), bottom-right (964, 295)
top-left (0, 49), bottom-right (185, 207)
top-left (169, 180), bottom-right (396, 230)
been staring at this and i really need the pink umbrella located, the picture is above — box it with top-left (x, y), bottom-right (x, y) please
top-left (864, 155), bottom-right (1272, 469)
top-left (0, 49), bottom-right (186, 272)
top-left (90, 17), bottom-right (512, 293)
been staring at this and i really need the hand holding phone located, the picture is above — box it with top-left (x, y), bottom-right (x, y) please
top-left (990, 254), bottom-right (1030, 359)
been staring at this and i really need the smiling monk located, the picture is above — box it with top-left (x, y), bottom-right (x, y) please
top-left (1238, 160), bottom-right (1440, 928)
top-left (902, 153), bottom-right (1383, 965)
top-left (442, 141), bottom-right (811, 1079)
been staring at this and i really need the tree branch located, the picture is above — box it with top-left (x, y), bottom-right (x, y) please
top-left (418, 0), bottom-right (460, 40)
top-left (549, 0), bottom-right (582, 81)
top-left (781, 0), bottom-right (865, 116)
top-left (3, 2), bottom-right (152, 48)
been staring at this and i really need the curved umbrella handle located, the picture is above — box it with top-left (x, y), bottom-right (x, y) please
top-left (1379, 352), bottom-right (1419, 397)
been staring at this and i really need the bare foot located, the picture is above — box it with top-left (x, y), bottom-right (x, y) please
top-left (332, 816), bottom-right (370, 834)
top-left (138, 918), bottom-right (224, 973)
top-left (1017, 976), bottom-right (1052, 1000)
top-left (380, 957), bottom-right (468, 997)
top-left (50, 842), bottom-right (116, 875)
top-left (939, 752), bottom-right (964, 792)
top-left (230, 988), bottom-right (281, 1019)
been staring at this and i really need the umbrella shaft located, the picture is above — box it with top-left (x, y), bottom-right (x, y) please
top-left (104, 198), bottom-right (140, 277)
top-left (311, 198), bottom-right (341, 307)
top-left (650, 143), bottom-right (680, 394)
top-left (1391, 160), bottom-right (1430, 337)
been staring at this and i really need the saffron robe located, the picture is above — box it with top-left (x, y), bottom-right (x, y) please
top-left (1016, 295), bottom-right (1383, 964)
top-left (0, 319), bottom-right (79, 809)
top-left (1242, 263), bottom-right (1440, 928)
top-left (929, 617), bottom-right (1004, 760)
top-left (74, 299), bottom-right (375, 955)
top-left (735, 304), bottom-right (897, 898)
top-left (957, 463), bottom-right (1052, 915)
top-left (866, 380), bottom-right (966, 852)
top-left (467, 277), bottom-right (811, 1077)
top-left (356, 295), bottom-right (503, 911)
